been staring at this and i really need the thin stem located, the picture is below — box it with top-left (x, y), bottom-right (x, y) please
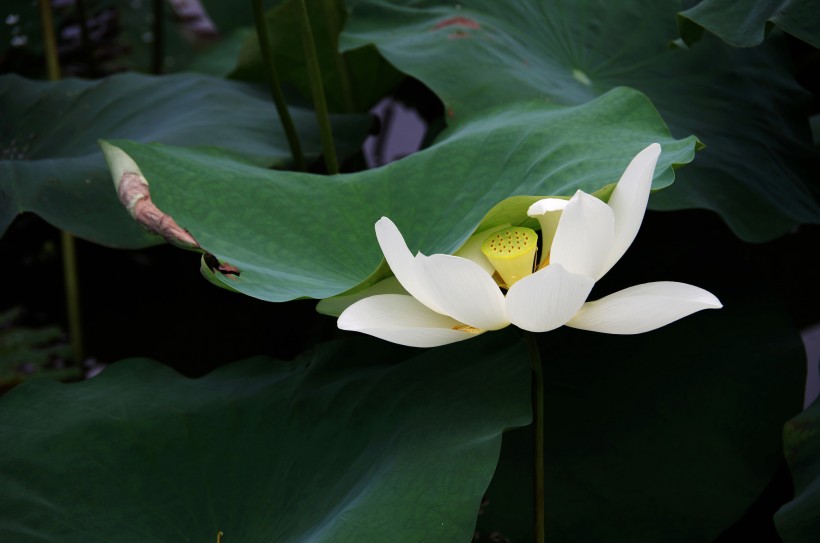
top-left (74, 0), bottom-right (98, 77)
top-left (61, 231), bottom-right (84, 362)
top-left (295, 0), bottom-right (339, 174)
top-left (151, 0), bottom-right (164, 74)
top-left (39, 0), bottom-right (84, 363)
top-left (526, 332), bottom-right (545, 543)
top-left (319, 0), bottom-right (354, 112)
top-left (38, 0), bottom-right (61, 80)
top-left (252, 0), bottom-right (306, 171)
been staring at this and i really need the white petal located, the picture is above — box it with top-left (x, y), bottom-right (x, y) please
top-left (419, 254), bottom-right (509, 330)
top-left (316, 277), bottom-right (405, 317)
top-left (566, 281), bottom-right (722, 335)
top-left (505, 263), bottom-right (595, 333)
top-left (453, 228), bottom-right (496, 275)
top-left (528, 198), bottom-right (568, 215)
top-left (599, 143), bottom-right (661, 278)
top-left (527, 198), bottom-right (568, 265)
top-left (549, 190), bottom-right (615, 279)
top-left (338, 294), bottom-right (484, 347)
top-left (375, 217), bottom-right (446, 314)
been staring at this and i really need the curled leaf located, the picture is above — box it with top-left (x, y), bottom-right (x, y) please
top-left (102, 141), bottom-right (199, 249)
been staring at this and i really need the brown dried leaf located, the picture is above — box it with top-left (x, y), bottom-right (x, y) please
top-left (116, 172), bottom-right (199, 249)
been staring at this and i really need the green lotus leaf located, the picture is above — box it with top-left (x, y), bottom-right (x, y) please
top-left (102, 87), bottom-right (698, 301)
top-left (341, 0), bottom-right (820, 241)
top-left (0, 332), bottom-right (530, 542)
top-left (0, 72), bottom-right (372, 248)
top-left (677, 0), bottom-right (820, 48)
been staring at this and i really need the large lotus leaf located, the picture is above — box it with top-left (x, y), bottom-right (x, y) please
top-left (341, 0), bottom-right (820, 241)
top-left (0, 332), bottom-right (531, 542)
top-left (0, 72), bottom-right (371, 248)
top-left (101, 87), bottom-right (698, 302)
top-left (678, 0), bottom-right (820, 48)
top-left (775, 397), bottom-right (820, 542)
top-left (230, 0), bottom-right (403, 112)
top-left (474, 212), bottom-right (806, 542)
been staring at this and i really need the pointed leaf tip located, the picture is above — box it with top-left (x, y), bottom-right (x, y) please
top-left (101, 142), bottom-right (199, 250)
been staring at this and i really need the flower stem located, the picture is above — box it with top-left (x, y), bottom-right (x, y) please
top-left (61, 231), bottom-right (84, 363)
top-left (39, 0), bottom-right (84, 363)
top-left (319, 0), bottom-right (354, 112)
top-left (251, 0), bottom-right (306, 171)
top-left (525, 332), bottom-right (545, 543)
top-left (37, 0), bottom-right (60, 80)
top-left (295, 0), bottom-right (339, 174)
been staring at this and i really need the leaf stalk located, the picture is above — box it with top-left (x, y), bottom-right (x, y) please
top-left (39, 0), bottom-right (84, 363)
top-left (319, 0), bottom-right (354, 112)
top-left (296, 0), bottom-right (339, 174)
top-left (38, 0), bottom-right (61, 80)
top-left (252, 0), bottom-right (307, 171)
top-left (60, 231), bottom-right (84, 363)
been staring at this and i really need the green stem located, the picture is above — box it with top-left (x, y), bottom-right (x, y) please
top-left (38, 0), bottom-right (60, 80)
top-left (40, 0), bottom-right (84, 363)
top-left (295, 0), bottom-right (339, 174)
top-left (252, 0), bottom-right (306, 171)
top-left (74, 0), bottom-right (98, 77)
top-left (151, 0), bottom-right (164, 74)
top-left (61, 234), bottom-right (84, 362)
top-left (319, 0), bottom-right (354, 112)
top-left (526, 332), bottom-right (545, 543)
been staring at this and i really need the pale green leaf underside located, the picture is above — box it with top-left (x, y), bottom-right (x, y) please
top-left (104, 87), bottom-right (697, 302)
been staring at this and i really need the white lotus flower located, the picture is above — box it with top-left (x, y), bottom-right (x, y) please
top-left (335, 143), bottom-right (722, 348)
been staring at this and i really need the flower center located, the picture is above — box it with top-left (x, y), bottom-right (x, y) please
top-left (480, 226), bottom-right (537, 288)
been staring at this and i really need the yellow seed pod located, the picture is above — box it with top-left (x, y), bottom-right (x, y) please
top-left (480, 226), bottom-right (538, 288)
